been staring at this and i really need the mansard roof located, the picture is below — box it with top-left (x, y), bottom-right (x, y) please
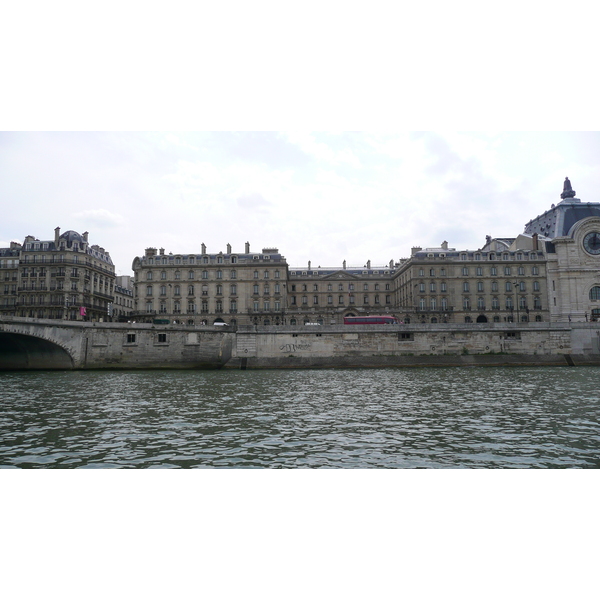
top-left (524, 178), bottom-right (600, 240)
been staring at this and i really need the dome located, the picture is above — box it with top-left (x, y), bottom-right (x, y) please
top-left (59, 230), bottom-right (84, 244)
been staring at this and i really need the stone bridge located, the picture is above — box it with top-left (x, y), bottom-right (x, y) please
top-left (0, 317), bottom-right (233, 370)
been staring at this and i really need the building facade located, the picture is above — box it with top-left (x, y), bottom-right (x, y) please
top-left (130, 244), bottom-right (289, 326)
top-left (121, 178), bottom-right (600, 328)
top-left (0, 228), bottom-right (115, 321)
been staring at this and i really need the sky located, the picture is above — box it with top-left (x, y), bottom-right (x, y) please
top-left (1, 131), bottom-right (599, 275)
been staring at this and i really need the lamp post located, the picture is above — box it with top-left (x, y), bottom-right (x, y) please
top-left (513, 281), bottom-right (519, 324)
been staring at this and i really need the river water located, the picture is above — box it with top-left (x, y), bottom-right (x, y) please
top-left (0, 367), bottom-right (599, 468)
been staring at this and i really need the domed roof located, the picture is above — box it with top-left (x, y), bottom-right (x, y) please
top-left (59, 230), bottom-right (84, 243)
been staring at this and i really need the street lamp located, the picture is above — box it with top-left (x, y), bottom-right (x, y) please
top-left (513, 281), bottom-right (519, 323)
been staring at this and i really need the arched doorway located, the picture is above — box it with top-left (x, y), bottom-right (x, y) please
top-left (476, 315), bottom-right (488, 323)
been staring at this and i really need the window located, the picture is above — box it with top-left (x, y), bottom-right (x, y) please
top-left (230, 270), bottom-right (237, 279)
top-left (504, 267), bottom-right (511, 276)
top-left (430, 283), bottom-right (436, 292)
top-left (230, 284), bottom-right (237, 295)
top-left (126, 334), bottom-right (136, 344)
top-left (518, 266), bottom-right (525, 276)
top-left (429, 268), bottom-right (435, 276)
top-left (477, 297), bottom-right (485, 309)
top-left (505, 282), bottom-right (512, 292)
top-left (314, 284), bottom-right (319, 291)
top-left (291, 296), bottom-right (296, 305)
top-left (314, 296), bottom-right (319, 305)
top-left (419, 283), bottom-right (425, 293)
top-left (519, 297), bottom-right (527, 309)
top-left (418, 268), bottom-right (424, 276)
top-left (463, 297), bottom-right (470, 309)
top-left (533, 281), bottom-right (540, 291)
top-left (363, 296), bottom-right (369, 304)
top-left (188, 285), bottom-right (194, 295)
top-left (231, 256), bottom-right (237, 264)
top-left (363, 283), bottom-right (368, 291)
top-left (532, 266), bottom-right (539, 275)
top-left (519, 281), bottom-right (526, 292)
top-left (264, 301), bottom-right (270, 311)
top-left (302, 296), bottom-right (307, 305)
top-left (274, 270), bottom-right (280, 278)
top-left (338, 295), bottom-right (344, 304)
top-left (441, 298), bottom-right (448, 310)
top-left (490, 267), bottom-right (497, 276)
top-left (430, 298), bottom-right (436, 310)
top-left (146, 285), bottom-right (153, 296)
top-left (440, 282), bottom-right (447, 292)
top-left (349, 284), bottom-right (354, 291)
top-left (463, 282), bottom-right (469, 292)
top-left (477, 281), bottom-right (484, 292)
top-left (419, 298), bottom-right (426, 310)
top-left (253, 284), bottom-right (259, 295)
top-left (327, 295), bottom-right (333, 304)
top-left (174, 285), bottom-right (180, 295)
top-left (491, 281), bottom-right (498, 292)
top-left (217, 270), bottom-right (222, 279)
top-left (175, 271), bottom-right (181, 280)
top-left (157, 333), bottom-right (167, 343)
top-left (253, 301), bottom-right (259, 311)
top-left (476, 267), bottom-right (483, 276)
top-left (440, 268), bottom-right (446, 276)
top-left (146, 271), bottom-right (152, 280)
top-left (338, 284), bottom-right (343, 291)
top-left (160, 285), bottom-right (166, 296)
top-left (264, 271), bottom-right (269, 279)
top-left (254, 270), bottom-right (259, 279)
top-left (188, 271), bottom-right (194, 279)
top-left (492, 297), bottom-right (499, 309)
top-left (506, 297), bottom-right (513, 310)
top-left (462, 267), bottom-right (469, 276)
top-left (161, 271), bottom-right (166, 280)
top-left (590, 287), bottom-right (600, 300)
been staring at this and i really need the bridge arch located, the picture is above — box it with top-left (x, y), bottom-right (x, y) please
top-left (0, 331), bottom-right (75, 370)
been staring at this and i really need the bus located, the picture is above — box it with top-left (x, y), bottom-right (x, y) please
top-left (343, 315), bottom-right (398, 325)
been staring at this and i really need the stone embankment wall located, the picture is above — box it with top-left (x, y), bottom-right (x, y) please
top-left (3, 318), bottom-right (600, 370)
top-left (0, 318), bottom-right (234, 369)
top-left (226, 323), bottom-right (600, 369)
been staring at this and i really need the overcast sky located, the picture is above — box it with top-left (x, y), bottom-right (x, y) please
top-left (1, 132), bottom-right (599, 275)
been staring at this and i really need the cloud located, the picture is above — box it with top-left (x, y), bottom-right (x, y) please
top-left (72, 209), bottom-right (124, 227)
top-left (236, 193), bottom-right (271, 210)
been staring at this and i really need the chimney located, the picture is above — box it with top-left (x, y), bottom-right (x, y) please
top-left (245, 242), bottom-right (250, 253)
top-left (533, 233), bottom-right (539, 250)
top-left (441, 241), bottom-right (448, 250)
top-left (201, 243), bottom-right (206, 254)
top-left (411, 246), bottom-right (422, 256)
top-left (343, 260), bottom-right (346, 270)
top-left (159, 248), bottom-right (165, 255)
top-left (227, 243), bottom-right (232, 254)
top-left (367, 260), bottom-right (371, 269)
top-left (82, 231), bottom-right (89, 243)
top-left (55, 227), bottom-right (60, 245)
top-left (308, 260), bottom-right (311, 270)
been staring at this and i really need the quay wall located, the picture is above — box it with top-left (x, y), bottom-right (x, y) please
top-left (2, 317), bottom-right (600, 369)
top-left (226, 322), bottom-right (600, 369)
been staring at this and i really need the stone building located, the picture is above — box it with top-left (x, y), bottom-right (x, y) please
top-left (112, 275), bottom-right (134, 321)
top-left (130, 243), bottom-right (289, 326)
top-left (0, 228), bottom-right (115, 321)
top-left (393, 239), bottom-right (549, 324)
top-left (128, 178), bottom-right (599, 327)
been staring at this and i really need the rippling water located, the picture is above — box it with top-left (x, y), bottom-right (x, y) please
top-left (1, 367), bottom-right (599, 468)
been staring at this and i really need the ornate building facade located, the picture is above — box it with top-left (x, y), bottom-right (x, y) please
top-left (129, 178), bottom-right (599, 327)
top-left (0, 228), bottom-right (115, 321)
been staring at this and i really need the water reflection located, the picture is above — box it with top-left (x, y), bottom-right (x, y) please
top-left (1, 368), bottom-right (599, 468)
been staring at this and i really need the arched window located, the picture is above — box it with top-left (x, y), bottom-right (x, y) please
top-left (590, 286), bottom-right (600, 300)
